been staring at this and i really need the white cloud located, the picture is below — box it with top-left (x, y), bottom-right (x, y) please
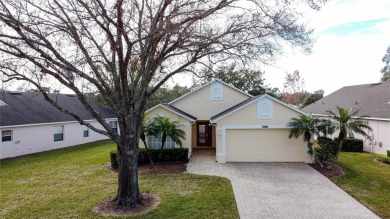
top-left (263, 0), bottom-right (390, 95)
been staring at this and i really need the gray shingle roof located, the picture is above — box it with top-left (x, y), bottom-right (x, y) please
top-left (0, 91), bottom-right (116, 127)
top-left (162, 104), bottom-right (197, 121)
top-left (302, 82), bottom-right (390, 119)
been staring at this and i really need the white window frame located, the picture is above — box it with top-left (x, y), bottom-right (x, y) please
top-left (83, 126), bottom-right (89, 138)
top-left (148, 135), bottom-right (175, 149)
top-left (257, 98), bottom-right (273, 119)
top-left (2, 130), bottom-right (12, 142)
top-left (54, 125), bottom-right (64, 142)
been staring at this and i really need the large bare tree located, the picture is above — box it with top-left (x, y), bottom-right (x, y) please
top-left (0, 0), bottom-right (326, 208)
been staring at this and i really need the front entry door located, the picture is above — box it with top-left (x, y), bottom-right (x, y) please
top-left (197, 121), bottom-right (212, 147)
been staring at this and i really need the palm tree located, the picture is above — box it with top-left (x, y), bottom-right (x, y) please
top-left (316, 119), bottom-right (336, 137)
top-left (326, 107), bottom-right (372, 158)
top-left (287, 115), bottom-right (322, 162)
top-left (140, 113), bottom-right (154, 166)
top-left (147, 116), bottom-right (186, 165)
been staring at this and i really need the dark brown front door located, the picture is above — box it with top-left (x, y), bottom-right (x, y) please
top-left (197, 121), bottom-right (212, 147)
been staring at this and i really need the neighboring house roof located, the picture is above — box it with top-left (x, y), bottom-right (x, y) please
top-left (0, 91), bottom-right (116, 127)
top-left (168, 78), bottom-right (252, 105)
top-left (210, 94), bottom-right (307, 123)
top-left (146, 103), bottom-right (197, 122)
top-left (302, 82), bottom-right (390, 119)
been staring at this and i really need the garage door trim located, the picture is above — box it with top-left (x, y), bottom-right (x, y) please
top-left (216, 124), bottom-right (288, 157)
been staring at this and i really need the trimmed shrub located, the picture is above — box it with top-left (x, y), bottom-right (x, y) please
top-left (110, 150), bottom-right (118, 170)
top-left (110, 148), bottom-right (189, 169)
top-left (138, 148), bottom-right (189, 164)
top-left (375, 154), bottom-right (390, 164)
top-left (334, 138), bottom-right (363, 152)
top-left (315, 137), bottom-right (338, 166)
top-left (387, 150), bottom-right (390, 157)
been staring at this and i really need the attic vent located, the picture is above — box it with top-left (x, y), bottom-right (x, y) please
top-left (66, 94), bottom-right (76, 97)
top-left (9, 91), bottom-right (22, 95)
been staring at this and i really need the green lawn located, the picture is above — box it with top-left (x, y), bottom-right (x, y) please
top-left (0, 141), bottom-right (238, 219)
top-left (334, 153), bottom-right (390, 219)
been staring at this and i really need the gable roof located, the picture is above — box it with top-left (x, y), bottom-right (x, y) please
top-left (210, 94), bottom-right (307, 123)
top-left (0, 91), bottom-right (116, 127)
top-left (146, 103), bottom-right (197, 122)
top-left (168, 79), bottom-right (252, 105)
top-left (302, 82), bottom-right (390, 119)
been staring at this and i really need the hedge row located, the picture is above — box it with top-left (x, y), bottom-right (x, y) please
top-left (138, 148), bottom-right (189, 164)
top-left (387, 150), bottom-right (390, 157)
top-left (334, 138), bottom-right (363, 152)
top-left (375, 154), bottom-right (390, 164)
top-left (110, 148), bottom-right (189, 169)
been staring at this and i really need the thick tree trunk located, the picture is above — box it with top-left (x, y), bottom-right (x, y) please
top-left (116, 147), bottom-right (142, 207)
top-left (115, 116), bottom-right (143, 207)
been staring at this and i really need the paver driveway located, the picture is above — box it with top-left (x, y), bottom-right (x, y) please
top-left (187, 149), bottom-right (379, 219)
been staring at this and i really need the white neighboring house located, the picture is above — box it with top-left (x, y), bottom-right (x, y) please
top-left (0, 91), bottom-right (118, 159)
top-left (303, 82), bottom-right (390, 155)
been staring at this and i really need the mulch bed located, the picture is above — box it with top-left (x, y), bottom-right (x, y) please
top-left (309, 162), bottom-right (345, 179)
top-left (104, 161), bottom-right (188, 175)
top-left (94, 193), bottom-right (160, 216)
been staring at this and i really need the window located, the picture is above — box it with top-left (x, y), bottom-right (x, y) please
top-left (109, 121), bottom-right (118, 134)
top-left (148, 136), bottom-right (175, 149)
top-left (54, 126), bottom-right (64, 142)
top-left (210, 81), bottom-right (223, 100)
top-left (2, 130), bottom-right (12, 142)
top-left (257, 98), bottom-right (273, 119)
top-left (83, 126), bottom-right (89, 138)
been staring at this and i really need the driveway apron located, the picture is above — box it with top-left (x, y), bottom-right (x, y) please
top-left (187, 149), bottom-right (379, 219)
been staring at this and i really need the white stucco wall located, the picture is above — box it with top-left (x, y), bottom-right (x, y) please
top-left (317, 116), bottom-right (390, 155)
top-left (0, 119), bottom-right (117, 159)
top-left (361, 119), bottom-right (390, 155)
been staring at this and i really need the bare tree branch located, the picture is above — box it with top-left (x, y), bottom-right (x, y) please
top-left (0, 0), bottom-right (327, 207)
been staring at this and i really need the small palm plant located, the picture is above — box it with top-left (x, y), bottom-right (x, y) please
top-left (316, 119), bottom-right (336, 137)
top-left (287, 115), bottom-right (322, 162)
top-left (326, 107), bottom-right (372, 158)
top-left (147, 116), bottom-right (186, 165)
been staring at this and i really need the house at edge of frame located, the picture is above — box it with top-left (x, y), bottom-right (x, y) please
top-left (0, 91), bottom-right (118, 159)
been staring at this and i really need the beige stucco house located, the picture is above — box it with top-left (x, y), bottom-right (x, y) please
top-left (144, 79), bottom-right (311, 163)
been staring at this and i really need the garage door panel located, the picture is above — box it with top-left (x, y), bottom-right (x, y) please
top-left (226, 129), bottom-right (304, 162)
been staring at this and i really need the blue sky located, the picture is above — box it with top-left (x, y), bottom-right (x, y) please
top-left (173, 0), bottom-right (390, 95)
top-left (261, 0), bottom-right (390, 95)
top-left (322, 18), bottom-right (389, 35)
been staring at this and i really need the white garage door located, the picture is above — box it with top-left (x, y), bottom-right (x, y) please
top-left (226, 129), bottom-right (305, 162)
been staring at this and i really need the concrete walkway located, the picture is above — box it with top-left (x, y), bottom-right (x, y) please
top-left (187, 149), bottom-right (379, 219)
